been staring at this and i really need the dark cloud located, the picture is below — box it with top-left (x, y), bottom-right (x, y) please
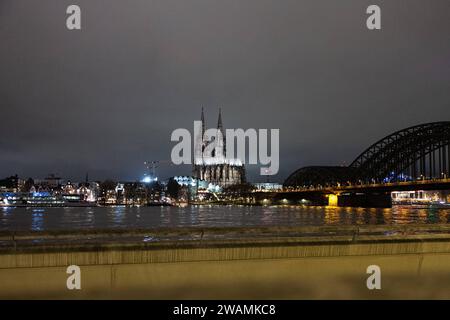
top-left (1, 0), bottom-right (449, 182)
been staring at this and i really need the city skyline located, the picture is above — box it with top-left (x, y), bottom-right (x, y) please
top-left (1, 0), bottom-right (450, 302)
top-left (1, 0), bottom-right (449, 182)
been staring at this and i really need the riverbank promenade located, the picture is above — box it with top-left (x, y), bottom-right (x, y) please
top-left (2, 225), bottom-right (450, 299)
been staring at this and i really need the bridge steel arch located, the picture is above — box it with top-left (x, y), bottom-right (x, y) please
top-left (283, 166), bottom-right (357, 188)
top-left (284, 122), bottom-right (450, 188)
top-left (350, 121), bottom-right (450, 183)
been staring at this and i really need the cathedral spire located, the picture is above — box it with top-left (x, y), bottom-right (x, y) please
top-left (217, 107), bottom-right (223, 132)
top-left (201, 106), bottom-right (206, 136)
top-left (217, 108), bottom-right (226, 156)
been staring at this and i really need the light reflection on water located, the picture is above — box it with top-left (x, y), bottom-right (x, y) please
top-left (31, 208), bottom-right (45, 231)
top-left (0, 205), bottom-right (450, 232)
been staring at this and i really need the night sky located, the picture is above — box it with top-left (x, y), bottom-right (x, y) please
top-left (0, 0), bottom-right (449, 182)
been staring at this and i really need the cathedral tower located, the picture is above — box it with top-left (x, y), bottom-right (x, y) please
top-left (192, 108), bottom-right (246, 187)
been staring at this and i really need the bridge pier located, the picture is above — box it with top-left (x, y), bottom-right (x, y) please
top-left (270, 192), bottom-right (329, 206)
top-left (335, 192), bottom-right (392, 208)
top-left (266, 191), bottom-right (392, 208)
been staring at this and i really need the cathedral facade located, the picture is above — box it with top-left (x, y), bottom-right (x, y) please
top-left (192, 108), bottom-right (246, 187)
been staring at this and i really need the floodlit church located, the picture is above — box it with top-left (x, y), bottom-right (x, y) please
top-left (192, 108), bottom-right (246, 187)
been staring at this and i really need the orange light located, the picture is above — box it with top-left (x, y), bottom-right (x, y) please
top-left (328, 194), bottom-right (338, 207)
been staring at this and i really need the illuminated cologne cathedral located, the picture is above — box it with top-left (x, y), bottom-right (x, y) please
top-left (193, 108), bottom-right (246, 187)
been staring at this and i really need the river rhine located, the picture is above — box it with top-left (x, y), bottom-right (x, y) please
top-left (1, 205), bottom-right (450, 232)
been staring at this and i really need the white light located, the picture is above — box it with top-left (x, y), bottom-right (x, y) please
top-left (194, 156), bottom-right (243, 166)
top-left (142, 176), bottom-right (152, 183)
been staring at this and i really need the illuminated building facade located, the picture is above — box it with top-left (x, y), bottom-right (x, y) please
top-left (392, 190), bottom-right (450, 205)
top-left (192, 108), bottom-right (245, 187)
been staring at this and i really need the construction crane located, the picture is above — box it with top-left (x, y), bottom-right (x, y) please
top-left (144, 161), bottom-right (158, 178)
top-left (142, 160), bottom-right (173, 183)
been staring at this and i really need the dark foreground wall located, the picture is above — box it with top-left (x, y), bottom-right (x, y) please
top-left (1, 225), bottom-right (450, 299)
